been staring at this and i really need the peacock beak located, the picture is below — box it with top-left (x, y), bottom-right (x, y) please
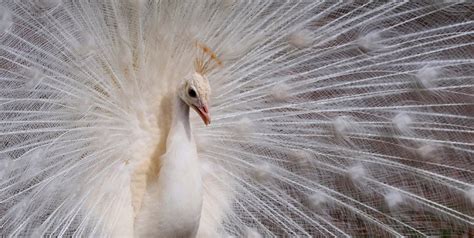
top-left (195, 105), bottom-right (211, 126)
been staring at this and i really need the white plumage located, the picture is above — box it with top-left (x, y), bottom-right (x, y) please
top-left (0, 1), bottom-right (473, 237)
top-left (136, 96), bottom-right (202, 238)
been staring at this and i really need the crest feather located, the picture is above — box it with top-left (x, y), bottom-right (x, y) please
top-left (194, 42), bottom-right (222, 75)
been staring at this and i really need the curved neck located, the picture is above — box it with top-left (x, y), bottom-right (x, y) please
top-left (137, 94), bottom-right (202, 237)
top-left (168, 95), bottom-right (192, 142)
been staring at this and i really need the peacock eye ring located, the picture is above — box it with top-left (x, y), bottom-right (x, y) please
top-left (188, 88), bottom-right (197, 98)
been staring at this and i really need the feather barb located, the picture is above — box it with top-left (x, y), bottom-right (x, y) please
top-left (194, 42), bottom-right (222, 75)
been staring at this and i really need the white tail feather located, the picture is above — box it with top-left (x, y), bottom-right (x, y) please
top-left (0, 1), bottom-right (472, 237)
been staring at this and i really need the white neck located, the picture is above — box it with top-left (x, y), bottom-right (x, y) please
top-left (135, 95), bottom-right (203, 238)
top-left (167, 95), bottom-right (192, 146)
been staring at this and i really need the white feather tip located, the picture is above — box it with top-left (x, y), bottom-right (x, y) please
top-left (0, 7), bottom-right (12, 33)
top-left (307, 191), bottom-right (329, 210)
top-left (288, 29), bottom-right (314, 49)
top-left (392, 112), bottom-right (412, 134)
top-left (385, 191), bottom-right (404, 208)
top-left (252, 162), bottom-right (274, 183)
top-left (416, 144), bottom-right (440, 161)
top-left (34, 0), bottom-right (62, 9)
top-left (347, 164), bottom-right (367, 182)
top-left (465, 187), bottom-right (474, 205)
top-left (333, 116), bottom-right (356, 137)
top-left (416, 66), bottom-right (440, 89)
top-left (269, 82), bottom-right (291, 101)
top-left (289, 149), bottom-right (311, 164)
top-left (233, 117), bottom-right (254, 136)
top-left (245, 228), bottom-right (262, 238)
top-left (358, 31), bottom-right (384, 51)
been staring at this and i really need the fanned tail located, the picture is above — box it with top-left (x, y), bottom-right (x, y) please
top-left (0, 1), bottom-right (472, 237)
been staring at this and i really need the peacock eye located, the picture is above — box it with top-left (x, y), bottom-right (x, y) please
top-left (188, 88), bottom-right (197, 98)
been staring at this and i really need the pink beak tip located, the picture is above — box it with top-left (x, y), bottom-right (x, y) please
top-left (196, 105), bottom-right (211, 126)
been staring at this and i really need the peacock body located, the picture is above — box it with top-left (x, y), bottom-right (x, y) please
top-left (0, 1), bottom-right (473, 237)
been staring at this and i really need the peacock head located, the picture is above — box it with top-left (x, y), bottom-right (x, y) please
top-left (179, 72), bottom-right (211, 125)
